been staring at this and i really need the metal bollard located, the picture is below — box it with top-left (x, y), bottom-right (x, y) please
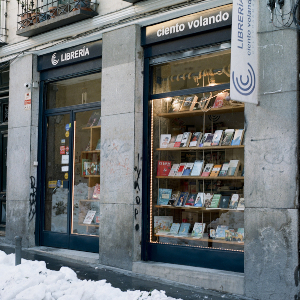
top-left (15, 236), bottom-right (22, 266)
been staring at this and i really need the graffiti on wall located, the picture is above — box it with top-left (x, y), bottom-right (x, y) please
top-left (134, 153), bottom-right (142, 231)
top-left (28, 176), bottom-right (36, 222)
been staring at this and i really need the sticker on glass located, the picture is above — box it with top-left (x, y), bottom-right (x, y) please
top-left (61, 155), bottom-right (69, 164)
top-left (64, 173), bottom-right (68, 180)
top-left (65, 131), bottom-right (69, 138)
top-left (60, 146), bottom-right (65, 155)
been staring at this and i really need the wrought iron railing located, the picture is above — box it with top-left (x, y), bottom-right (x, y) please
top-left (17, 0), bottom-right (98, 30)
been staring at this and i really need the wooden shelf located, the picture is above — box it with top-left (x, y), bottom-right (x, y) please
top-left (78, 223), bottom-right (99, 227)
top-left (158, 105), bottom-right (244, 118)
top-left (82, 126), bottom-right (101, 130)
top-left (83, 175), bottom-right (100, 178)
top-left (81, 150), bottom-right (100, 154)
top-left (156, 145), bottom-right (244, 151)
top-left (156, 234), bottom-right (244, 245)
top-left (157, 176), bottom-right (244, 180)
top-left (155, 205), bottom-right (244, 212)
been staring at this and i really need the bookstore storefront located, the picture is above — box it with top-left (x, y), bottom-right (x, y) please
top-left (37, 40), bottom-right (102, 252)
top-left (142, 4), bottom-right (244, 272)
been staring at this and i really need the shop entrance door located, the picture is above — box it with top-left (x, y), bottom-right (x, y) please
top-left (40, 73), bottom-right (101, 252)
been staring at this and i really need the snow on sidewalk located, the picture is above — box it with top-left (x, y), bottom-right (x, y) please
top-left (0, 251), bottom-right (181, 300)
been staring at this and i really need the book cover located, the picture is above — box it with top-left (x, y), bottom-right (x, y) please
top-left (228, 160), bottom-right (240, 176)
top-left (182, 212), bottom-right (198, 223)
top-left (86, 112), bottom-right (101, 127)
top-left (203, 133), bottom-right (214, 147)
top-left (204, 193), bottom-right (213, 208)
top-left (229, 194), bottom-right (240, 209)
top-left (219, 163), bottom-right (229, 176)
top-left (185, 194), bottom-right (197, 206)
top-left (178, 223), bottom-right (191, 236)
top-left (210, 229), bottom-right (216, 239)
top-left (176, 163), bottom-right (187, 176)
top-left (191, 223), bottom-right (206, 238)
top-left (157, 161), bottom-right (172, 176)
top-left (168, 99), bottom-right (184, 113)
top-left (180, 96), bottom-right (196, 111)
top-left (216, 225), bottom-right (229, 239)
top-left (160, 134), bottom-right (172, 148)
top-left (212, 91), bottom-right (228, 108)
top-left (92, 184), bottom-right (100, 200)
top-left (84, 162), bottom-right (92, 176)
top-left (189, 132), bottom-right (202, 147)
top-left (182, 163), bottom-right (194, 176)
top-left (231, 129), bottom-right (244, 146)
top-left (211, 130), bottom-right (223, 146)
top-left (190, 161), bottom-right (204, 176)
top-left (158, 188), bottom-right (172, 205)
top-left (95, 139), bottom-right (101, 150)
top-left (180, 132), bottom-right (191, 147)
top-left (219, 195), bottom-right (230, 208)
top-left (176, 192), bottom-right (189, 206)
top-left (238, 228), bottom-right (244, 238)
top-left (210, 164), bottom-right (222, 177)
top-left (209, 194), bottom-right (221, 208)
top-left (199, 133), bottom-right (209, 147)
top-left (174, 134), bottom-right (183, 147)
top-left (167, 136), bottom-right (177, 148)
top-left (189, 95), bottom-right (199, 110)
top-left (83, 210), bottom-right (96, 224)
top-left (168, 164), bottom-right (180, 176)
top-left (154, 216), bottom-right (173, 234)
top-left (237, 198), bottom-right (245, 210)
top-left (90, 162), bottom-right (98, 175)
top-left (168, 191), bottom-right (180, 205)
top-left (221, 129), bottom-right (235, 146)
top-left (194, 192), bottom-right (204, 207)
top-left (201, 163), bottom-right (214, 177)
top-left (168, 223), bottom-right (181, 235)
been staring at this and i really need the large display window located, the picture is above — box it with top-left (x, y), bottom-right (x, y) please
top-left (145, 43), bottom-right (245, 271)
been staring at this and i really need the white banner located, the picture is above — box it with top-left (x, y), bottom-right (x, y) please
top-left (230, 0), bottom-right (258, 104)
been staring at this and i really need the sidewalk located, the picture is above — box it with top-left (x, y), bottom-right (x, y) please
top-left (0, 241), bottom-right (252, 300)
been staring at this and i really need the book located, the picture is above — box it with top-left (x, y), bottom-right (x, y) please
top-left (201, 163), bottom-right (214, 177)
top-left (182, 163), bottom-right (194, 176)
top-left (178, 223), bottom-right (191, 236)
top-left (176, 163), bottom-right (187, 176)
top-left (203, 133), bottom-right (214, 146)
top-left (228, 160), bottom-right (240, 176)
top-left (82, 159), bottom-right (90, 176)
top-left (229, 194), bottom-right (240, 209)
top-left (216, 225), bottom-right (229, 239)
top-left (176, 192), bottom-right (189, 206)
top-left (157, 161), bottom-right (171, 176)
top-left (204, 193), bottom-right (214, 208)
top-left (92, 184), bottom-right (100, 200)
top-left (95, 139), bottom-right (101, 150)
top-left (83, 210), bottom-right (96, 224)
top-left (210, 229), bottom-right (216, 239)
top-left (191, 223), bottom-right (206, 238)
top-left (182, 211), bottom-right (198, 223)
top-left (199, 133), bottom-right (209, 147)
top-left (189, 132), bottom-right (202, 147)
top-left (231, 129), bottom-right (244, 146)
top-left (154, 216), bottom-right (173, 234)
top-left (86, 112), bottom-right (101, 127)
top-left (174, 134), bottom-right (183, 147)
top-left (212, 91), bottom-right (228, 108)
top-left (190, 161), bottom-right (204, 176)
top-left (158, 188), bottom-right (172, 205)
top-left (219, 163), bottom-right (229, 176)
top-left (84, 161), bottom-right (92, 175)
top-left (168, 98), bottom-right (184, 113)
top-left (210, 165), bottom-right (222, 177)
top-left (168, 191), bottom-right (180, 205)
top-left (168, 223), bottom-right (181, 235)
top-left (167, 136), bottom-right (177, 148)
top-left (211, 130), bottom-right (223, 146)
top-left (185, 194), bottom-right (197, 206)
top-left (180, 132), bottom-right (192, 147)
top-left (209, 194), bottom-right (221, 208)
top-left (160, 134), bottom-right (171, 148)
top-left (221, 129), bottom-right (235, 146)
top-left (180, 96), bottom-right (197, 111)
top-left (194, 192), bottom-right (204, 207)
top-left (168, 164), bottom-right (180, 176)
top-left (219, 195), bottom-right (230, 208)
top-left (90, 162), bottom-right (98, 175)
top-left (237, 198), bottom-right (245, 210)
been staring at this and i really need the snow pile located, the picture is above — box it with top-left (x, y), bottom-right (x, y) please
top-left (0, 251), bottom-right (180, 300)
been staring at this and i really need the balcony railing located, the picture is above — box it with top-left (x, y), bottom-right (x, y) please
top-left (16, 0), bottom-right (98, 37)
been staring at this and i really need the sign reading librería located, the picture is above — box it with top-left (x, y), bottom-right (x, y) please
top-left (143, 5), bottom-right (232, 45)
top-left (230, 0), bottom-right (258, 104)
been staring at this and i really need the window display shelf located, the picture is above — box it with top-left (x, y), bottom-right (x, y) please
top-left (156, 176), bottom-right (244, 180)
top-left (82, 126), bottom-right (101, 130)
top-left (156, 145), bottom-right (244, 151)
top-left (81, 150), bottom-right (100, 154)
top-left (155, 205), bottom-right (244, 212)
top-left (83, 175), bottom-right (100, 178)
top-left (157, 105), bottom-right (244, 118)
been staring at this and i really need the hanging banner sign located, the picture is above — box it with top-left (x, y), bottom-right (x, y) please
top-left (230, 0), bottom-right (258, 104)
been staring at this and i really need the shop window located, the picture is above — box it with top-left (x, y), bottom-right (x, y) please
top-left (148, 46), bottom-right (245, 256)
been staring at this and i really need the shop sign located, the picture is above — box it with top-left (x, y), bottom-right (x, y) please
top-left (230, 0), bottom-right (258, 104)
top-left (143, 5), bottom-right (232, 45)
top-left (37, 40), bottom-right (102, 71)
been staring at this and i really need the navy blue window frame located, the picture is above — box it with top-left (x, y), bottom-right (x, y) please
top-left (141, 26), bottom-right (244, 273)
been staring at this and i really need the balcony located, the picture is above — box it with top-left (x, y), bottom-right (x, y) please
top-left (16, 0), bottom-right (98, 37)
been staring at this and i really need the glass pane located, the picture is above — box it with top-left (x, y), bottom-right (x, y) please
top-left (152, 49), bottom-right (230, 94)
top-left (2, 133), bottom-right (7, 192)
top-left (44, 113), bottom-right (70, 233)
top-left (150, 88), bottom-right (245, 252)
top-left (46, 73), bottom-right (101, 109)
top-left (72, 109), bottom-right (101, 236)
top-left (1, 201), bottom-right (5, 223)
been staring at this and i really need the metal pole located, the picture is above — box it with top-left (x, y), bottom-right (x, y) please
top-left (15, 236), bottom-right (22, 266)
